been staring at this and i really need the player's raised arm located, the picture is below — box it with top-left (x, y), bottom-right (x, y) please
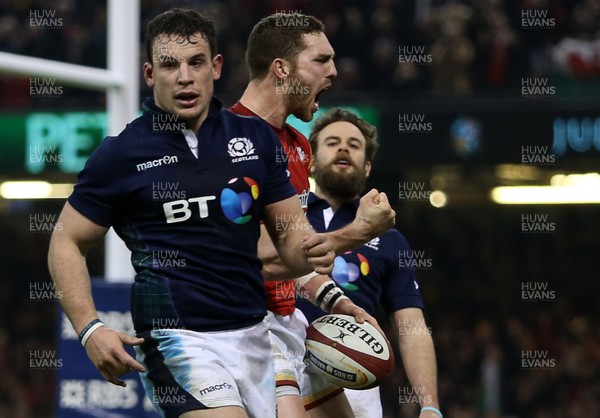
top-left (260, 190), bottom-right (394, 281)
top-left (48, 202), bottom-right (144, 387)
top-left (326, 188), bottom-right (395, 253)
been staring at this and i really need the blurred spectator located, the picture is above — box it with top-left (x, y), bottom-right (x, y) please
top-left (0, 0), bottom-right (598, 104)
top-left (428, 2), bottom-right (475, 95)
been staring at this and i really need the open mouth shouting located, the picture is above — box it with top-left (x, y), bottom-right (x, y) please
top-left (313, 84), bottom-right (330, 112)
top-left (175, 91), bottom-right (199, 107)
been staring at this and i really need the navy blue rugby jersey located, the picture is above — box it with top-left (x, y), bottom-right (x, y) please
top-left (297, 193), bottom-right (424, 322)
top-left (69, 97), bottom-right (296, 332)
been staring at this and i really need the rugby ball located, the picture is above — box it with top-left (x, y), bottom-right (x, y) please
top-left (305, 314), bottom-right (394, 389)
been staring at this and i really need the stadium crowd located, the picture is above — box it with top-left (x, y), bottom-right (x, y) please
top-left (0, 0), bottom-right (598, 108)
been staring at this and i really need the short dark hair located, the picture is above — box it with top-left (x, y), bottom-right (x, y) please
top-left (309, 108), bottom-right (379, 162)
top-left (145, 8), bottom-right (217, 63)
top-left (246, 13), bottom-right (324, 80)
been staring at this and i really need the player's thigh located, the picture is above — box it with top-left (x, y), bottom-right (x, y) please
top-left (307, 392), bottom-right (355, 418)
top-left (278, 394), bottom-right (309, 418)
top-left (180, 406), bottom-right (248, 418)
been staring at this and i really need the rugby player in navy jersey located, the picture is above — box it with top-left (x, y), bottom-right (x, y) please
top-left (297, 109), bottom-right (441, 418)
top-left (48, 8), bottom-right (341, 418)
top-left (232, 13), bottom-right (395, 418)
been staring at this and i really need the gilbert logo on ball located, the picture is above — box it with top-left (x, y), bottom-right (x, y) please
top-left (305, 314), bottom-right (394, 389)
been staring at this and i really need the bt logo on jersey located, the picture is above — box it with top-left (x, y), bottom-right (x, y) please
top-left (332, 253), bottom-right (369, 291)
top-left (221, 177), bottom-right (260, 224)
top-left (162, 177), bottom-right (260, 224)
top-left (163, 196), bottom-right (217, 223)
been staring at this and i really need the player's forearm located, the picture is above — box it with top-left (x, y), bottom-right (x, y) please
top-left (48, 235), bottom-right (100, 334)
top-left (263, 196), bottom-right (334, 276)
top-left (398, 331), bottom-right (440, 409)
top-left (259, 223), bottom-right (309, 281)
top-left (325, 219), bottom-right (374, 254)
top-left (273, 227), bottom-right (317, 275)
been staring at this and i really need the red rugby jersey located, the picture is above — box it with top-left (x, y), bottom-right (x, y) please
top-left (230, 102), bottom-right (311, 315)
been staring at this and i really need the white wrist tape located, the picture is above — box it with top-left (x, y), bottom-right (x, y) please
top-left (295, 271), bottom-right (319, 289)
top-left (315, 280), bottom-right (347, 312)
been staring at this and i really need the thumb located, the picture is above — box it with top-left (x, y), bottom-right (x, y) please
top-left (352, 308), bottom-right (366, 324)
top-left (120, 333), bottom-right (145, 346)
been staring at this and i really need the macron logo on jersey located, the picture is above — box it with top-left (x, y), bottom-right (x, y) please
top-left (137, 155), bottom-right (179, 172)
top-left (228, 137), bottom-right (259, 163)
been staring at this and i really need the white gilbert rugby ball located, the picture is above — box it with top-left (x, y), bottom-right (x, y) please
top-left (305, 314), bottom-right (394, 390)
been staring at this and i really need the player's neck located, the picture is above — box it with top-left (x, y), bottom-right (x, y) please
top-left (239, 79), bottom-right (289, 129)
top-left (314, 184), bottom-right (354, 212)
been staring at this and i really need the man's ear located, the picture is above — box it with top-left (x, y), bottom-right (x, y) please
top-left (212, 54), bottom-right (224, 80)
top-left (143, 62), bottom-right (154, 88)
top-left (272, 58), bottom-right (290, 79)
top-left (365, 160), bottom-right (372, 177)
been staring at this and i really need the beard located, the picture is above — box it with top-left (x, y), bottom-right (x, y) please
top-left (286, 69), bottom-right (315, 122)
top-left (313, 161), bottom-right (368, 201)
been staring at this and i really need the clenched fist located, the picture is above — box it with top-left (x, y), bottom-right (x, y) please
top-left (354, 188), bottom-right (396, 239)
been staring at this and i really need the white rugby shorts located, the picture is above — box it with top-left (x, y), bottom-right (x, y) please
top-left (266, 309), bottom-right (307, 397)
top-left (135, 320), bottom-right (275, 418)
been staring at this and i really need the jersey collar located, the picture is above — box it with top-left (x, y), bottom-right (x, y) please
top-left (307, 192), bottom-right (360, 210)
top-left (141, 96), bottom-right (224, 125)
